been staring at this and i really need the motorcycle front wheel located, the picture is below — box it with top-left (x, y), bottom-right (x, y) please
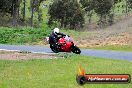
top-left (71, 45), bottom-right (81, 54)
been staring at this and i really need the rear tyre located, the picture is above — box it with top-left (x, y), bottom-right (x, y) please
top-left (71, 45), bottom-right (81, 54)
top-left (50, 44), bottom-right (59, 53)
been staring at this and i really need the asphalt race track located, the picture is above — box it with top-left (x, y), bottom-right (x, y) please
top-left (0, 44), bottom-right (132, 61)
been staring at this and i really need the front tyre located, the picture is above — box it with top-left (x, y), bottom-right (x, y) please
top-left (71, 45), bottom-right (81, 54)
top-left (50, 44), bottom-right (59, 53)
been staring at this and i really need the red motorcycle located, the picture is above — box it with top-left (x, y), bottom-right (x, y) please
top-left (48, 35), bottom-right (81, 54)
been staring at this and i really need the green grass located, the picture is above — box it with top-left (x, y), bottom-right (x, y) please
top-left (0, 55), bottom-right (131, 88)
top-left (0, 27), bottom-right (89, 45)
top-left (0, 26), bottom-right (52, 44)
top-left (91, 45), bottom-right (132, 52)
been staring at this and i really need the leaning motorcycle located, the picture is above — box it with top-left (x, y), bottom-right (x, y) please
top-left (47, 35), bottom-right (81, 54)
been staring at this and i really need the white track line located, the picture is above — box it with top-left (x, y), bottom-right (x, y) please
top-left (0, 49), bottom-right (55, 55)
top-left (32, 51), bottom-right (55, 55)
top-left (0, 49), bottom-right (19, 52)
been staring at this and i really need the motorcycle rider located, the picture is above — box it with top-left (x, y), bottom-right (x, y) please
top-left (49, 28), bottom-right (66, 47)
top-left (48, 28), bottom-right (81, 54)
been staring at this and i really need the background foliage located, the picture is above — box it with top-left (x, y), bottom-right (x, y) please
top-left (0, 0), bottom-right (132, 29)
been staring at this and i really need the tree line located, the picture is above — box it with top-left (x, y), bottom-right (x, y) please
top-left (0, 0), bottom-right (132, 29)
top-left (0, 0), bottom-right (45, 27)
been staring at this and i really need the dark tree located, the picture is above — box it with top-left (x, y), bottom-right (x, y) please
top-left (108, 0), bottom-right (121, 25)
top-left (30, 0), bottom-right (45, 27)
top-left (128, 0), bottom-right (132, 7)
top-left (0, 0), bottom-right (21, 26)
top-left (48, 0), bottom-right (84, 29)
top-left (21, 0), bottom-right (26, 21)
top-left (80, 0), bottom-right (94, 23)
top-left (80, 0), bottom-right (113, 27)
top-left (94, 0), bottom-right (112, 17)
top-left (128, 0), bottom-right (132, 10)
top-left (30, 0), bottom-right (34, 27)
top-left (12, 0), bottom-right (21, 26)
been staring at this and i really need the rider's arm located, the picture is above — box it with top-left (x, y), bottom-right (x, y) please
top-left (56, 32), bottom-right (66, 36)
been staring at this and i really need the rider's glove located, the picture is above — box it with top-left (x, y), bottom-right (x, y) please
top-left (56, 42), bottom-right (61, 46)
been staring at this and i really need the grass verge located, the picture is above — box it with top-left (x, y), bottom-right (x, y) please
top-left (0, 27), bottom-right (89, 45)
top-left (0, 55), bottom-right (131, 88)
top-left (0, 26), bottom-right (51, 45)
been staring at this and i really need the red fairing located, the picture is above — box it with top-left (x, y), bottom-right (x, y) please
top-left (58, 37), bottom-right (73, 52)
